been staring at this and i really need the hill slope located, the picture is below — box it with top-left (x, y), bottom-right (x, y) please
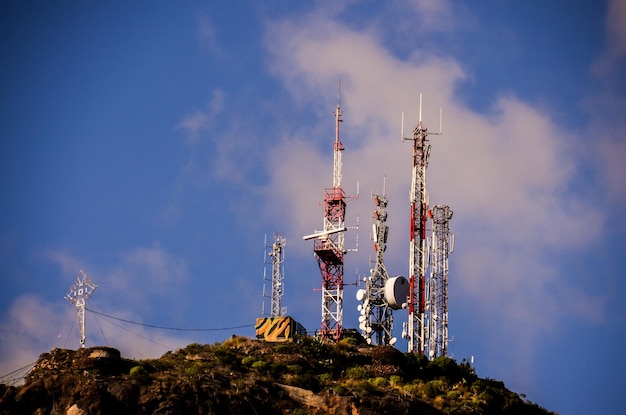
top-left (0, 336), bottom-right (556, 415)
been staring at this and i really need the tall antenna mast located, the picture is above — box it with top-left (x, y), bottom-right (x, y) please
top-left (263, 233), bottom-right (287, 317)
top-left (426, 205), bottom-right (454, 358)
top-left (401, 93), bottom-right (442, 354)
top-left (304, 82), bottom-right (356, 342)
top-left (357, 187), bottom-right (395, 345)
top-left (64, 270), bottom-right (97, 348)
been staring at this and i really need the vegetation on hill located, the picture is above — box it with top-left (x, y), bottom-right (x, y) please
top-left (0, 336), bottom-right (555, 415)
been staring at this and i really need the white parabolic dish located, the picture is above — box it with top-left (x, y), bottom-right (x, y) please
top-left (384, 276), bottom-right (409, 310)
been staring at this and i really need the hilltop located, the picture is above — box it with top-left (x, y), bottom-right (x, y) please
top-left (0, 336), bottom-right (555, 415)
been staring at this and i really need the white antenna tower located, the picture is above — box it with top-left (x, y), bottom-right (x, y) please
top-left (401, 93), bottom-right (443, 354)
top-left (263, 233), bottom-right (287, 317)
top-left (64, 270), bottom-right (97, 348)
top-left (426, 205), bottom-right (454, 358)
top-left (356, 185), bottom-right (396, 345)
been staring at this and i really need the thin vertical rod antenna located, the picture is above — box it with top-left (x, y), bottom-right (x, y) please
top-left (419, 93), bottom-right (423, 124)
top-left (439, 108), bottom-right (443, 134)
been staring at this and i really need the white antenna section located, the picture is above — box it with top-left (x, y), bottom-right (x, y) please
top-left (263, 233), bottom-right (287, 317)
top-left (65, 270), bottom-right (97, 348)
top-left (425, 204), bottom-right (454, 359)
top-left (303, 227), bottom-right (347, 241)
top-left (402, 94), bottom-right (443, 140)
top-left (419, 93), bottom-right (423, 123)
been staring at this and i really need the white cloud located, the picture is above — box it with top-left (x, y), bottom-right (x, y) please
top-left (262, 7), bottom-right (606, 391)
top-left (593, 0), bottom-right (626, 77)
top-left (409, 0), bottom-right (456, 32)
top-left (0, 295), bottom-right (69, 384)
top-left (177, 89), bottom-right (225, 144)
top-left (197, 13), bottom-right (223, 58)
top-left (587, 0), bottom-right (626, 210)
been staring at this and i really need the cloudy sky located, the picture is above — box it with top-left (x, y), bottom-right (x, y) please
top-left (1, 1), bottom-right (625, 413)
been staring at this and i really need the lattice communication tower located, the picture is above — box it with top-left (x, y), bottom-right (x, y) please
top-left (357, 191), bottom-right (395, 345)
top-left (401, 94), bottom-right (442, 354)
top-left (64, 270), bottom-right (97, 348)
top-left (304, 87), bottom-right (356, 342)
top-left (426, 204), bottom-right (454, 358)
top-left (263, 233), bottom-right (287, 317)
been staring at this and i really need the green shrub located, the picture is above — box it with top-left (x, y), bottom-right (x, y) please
top-left (447, 390), bottom-right (461, 400)
top-left (338, 337), bottom-right (358, 347)
top-left (403, 384), bottom-right (420, 396)
top-left (241, 356), bottom-right (256, 367)
top-left (354, 380), bottom-right (375, 394)
top-left (269, 362), bottom-right (287, 377)
top-left (214, 348), bottom-right (238, 366)
top-left (251, 360), bottom-right (268, 372)
top-left (345, 366), bottom-right (370, 380)
top-left (222, 336), bottom-right (247, 348)
top-left (275, 344), bottom-right (291, 354)
top-left (370, 377), bottom-right (387, 388)
top-left (332, 384), bottom-right (349, 395)
top-left (428, 356), bottom-right (461, 381)
top-left (129, 365), bottom-right (147, 379)
top-left (423, 379), bottom-right (446, 398)
top-left (389, 375), bottom-right (403, 386)
top-left (318, 373), bottom-right (333, 383)
top-left (183, 362), bottom-right (205, 376)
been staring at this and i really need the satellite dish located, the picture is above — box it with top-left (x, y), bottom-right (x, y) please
top-left (359, 322), bottom-right (366, 331)
top-left (359, 315), bottom-right (366, 323)
top-left (366, 326), bottom-right (372, 333)
top-left (390, 337), bottom-right (397, 346)
top-left (356, 289), bottom-right (366, 301)
top-left (366, 338), bottom-right (372, 344)
top-left (357, 304), bottom-right (362, 311)
top-left (385, 276), bottom-right (409, 310)
top-left (360, 308), bottom-right (366, 316)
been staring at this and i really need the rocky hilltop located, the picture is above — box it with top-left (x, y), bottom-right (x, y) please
top-left (0, 336), bottom-right (555, 415)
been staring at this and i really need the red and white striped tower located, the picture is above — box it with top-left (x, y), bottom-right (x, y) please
top-left (304, 87), bottom-right (354, 342)
top-left (402, 94), bottom-right (442, 353)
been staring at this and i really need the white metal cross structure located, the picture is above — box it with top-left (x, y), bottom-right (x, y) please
top-left (64, 270), bottom-right (97, 348)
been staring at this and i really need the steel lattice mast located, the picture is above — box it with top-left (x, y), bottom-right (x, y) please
top-left (402, 94), bottom-right (442, 354)
top-left (304, 87), bottom-right (354, 342)
top-left (64, 270), bottom-right (97, 348)
top-left (359, 192), bottom-right (394, 345)
top-left (426, 205), bottom-right (454, 358)
top-left (263, 233), bottom-right (286, 317)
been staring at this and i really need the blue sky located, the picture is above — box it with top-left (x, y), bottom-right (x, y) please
top-left (1, 1), bottom-right (625, 413)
